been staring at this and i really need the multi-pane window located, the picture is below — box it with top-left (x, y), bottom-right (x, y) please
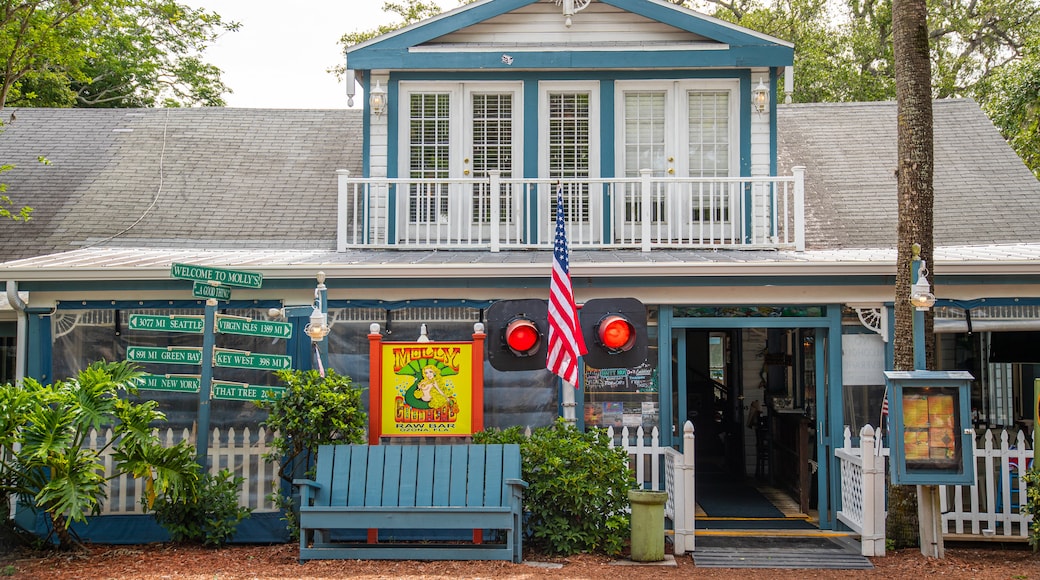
top-left (688, 91), bottom-right (731, 222)
top-left (623, 92), bottom-right (667, 222)
top-left (471, 93), bottom-right (513, 223)
top-left (548, 92), bottom-right (590, 222)
top-left (408, 93), bottom-right (451, 224)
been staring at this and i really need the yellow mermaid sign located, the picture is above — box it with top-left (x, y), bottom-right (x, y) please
top-left (380, 343), bottom-right (473, 436)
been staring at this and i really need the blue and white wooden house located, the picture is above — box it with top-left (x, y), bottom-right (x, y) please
top-left (1, 0), bottom-right (1039, 545)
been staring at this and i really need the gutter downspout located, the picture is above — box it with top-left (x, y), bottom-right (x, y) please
top-left (5, 280), bottom-right (27, 384)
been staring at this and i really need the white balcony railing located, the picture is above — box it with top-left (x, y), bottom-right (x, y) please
top-left (337, 167), bottom-right (805, 252)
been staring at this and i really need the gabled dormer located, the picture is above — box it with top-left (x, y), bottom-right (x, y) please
top-left (339, 0), bottom-right (799, 252)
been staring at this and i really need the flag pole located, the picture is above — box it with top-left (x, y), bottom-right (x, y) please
top-left (547, 180), bottom-right (587, 426)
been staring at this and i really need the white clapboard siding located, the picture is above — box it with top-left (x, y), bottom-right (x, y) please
top-left (430, 3), bottom-right (713, 47)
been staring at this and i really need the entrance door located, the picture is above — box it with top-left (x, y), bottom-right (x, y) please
top-left (684, 330), bottom-right (743, 475)
top-left (615, 81), bottom-right (740, 244)
top-left (398, 82), bottom-right (523, 244)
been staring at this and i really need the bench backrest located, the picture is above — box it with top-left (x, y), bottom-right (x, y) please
top-left (311, 444), bottom-right (522, 508)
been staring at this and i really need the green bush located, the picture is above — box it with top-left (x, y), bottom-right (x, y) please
top-left (0, 361), bottom-right (199, 550)
top-left (256, 369), bottom-right (366, 538)
top-left (150, 469), bottom-right (251, 547)
top-left (1023, 467), bottom-right (1040, 551)
top-left (474, 419), bottom-right (635, 556)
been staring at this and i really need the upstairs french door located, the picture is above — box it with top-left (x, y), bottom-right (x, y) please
top-left (398, 82), bottom-right (523, 244)
top-left (615, 80), bottom-right (739, 243)
top-left (539, 82), bottom-right (601, 245)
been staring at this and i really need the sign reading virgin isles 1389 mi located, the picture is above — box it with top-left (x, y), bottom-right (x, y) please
top-left (171, 263), bottom-right (263, 289)
top-left (381, 343), bottom-right (472, 436)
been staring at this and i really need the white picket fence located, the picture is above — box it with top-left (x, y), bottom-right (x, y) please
top-left (835, 426), bottom-right (1035, 551)
top-left (835, 425), bottom-right (887, 556)
top-left (939, 428), bottom-right (1034, 538)
top-left (89, 427), bottom-right (281, 515)
top-left (607, 421), bottom-right (696, 555)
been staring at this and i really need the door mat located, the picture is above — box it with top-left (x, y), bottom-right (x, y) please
top-left (691, 535), bottom-right (873, 569)
top-left (696, 480), bottom-right (785, 518)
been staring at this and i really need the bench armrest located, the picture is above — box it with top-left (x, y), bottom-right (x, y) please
top-left (505, 478), bottom-right (528, 489)
top-left (293, 479), bottom-right (322, 505)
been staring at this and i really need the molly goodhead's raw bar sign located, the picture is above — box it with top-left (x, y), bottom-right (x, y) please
top-left (381, 343), bottom-right (472, 437)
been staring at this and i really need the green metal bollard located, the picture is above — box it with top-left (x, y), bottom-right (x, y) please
top-left (628, 489), bottom-right (669, 562)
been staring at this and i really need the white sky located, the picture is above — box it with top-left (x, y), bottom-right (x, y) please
top-left (186, 1), bottom-right (459, 109)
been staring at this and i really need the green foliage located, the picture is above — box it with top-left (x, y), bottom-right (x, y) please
top-left (474, 419), bottom-right (636, 556)
top-left (256, 369), bottom-right (366, 537)
top-left (0, 361), bottom-right (200, 550)
top-left (332, 0), bottom-right (446, 80)
top-left (0, 0), bottom-right (238, 110)
top-left (1022, 467), bottom-right (1040, 551)
top-left (150, 468), bottom-right (251, 547)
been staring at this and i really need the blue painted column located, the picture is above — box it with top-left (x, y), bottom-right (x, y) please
top-left (196, 298), bottom-right (217, 469)
top-left (912, 252), bottom-right (926, 371)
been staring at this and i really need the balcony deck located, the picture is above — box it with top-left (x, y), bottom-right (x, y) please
top-left (337, 169), bottom-right (805, 253)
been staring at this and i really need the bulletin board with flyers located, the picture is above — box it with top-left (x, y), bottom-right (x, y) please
top-left (885, 370), bottom-right (976, 485)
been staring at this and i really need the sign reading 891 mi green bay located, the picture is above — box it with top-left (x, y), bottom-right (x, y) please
top-left (171, 263), bottom-right (263, 289)
top-left (127, 346), bottom-right (202, 365)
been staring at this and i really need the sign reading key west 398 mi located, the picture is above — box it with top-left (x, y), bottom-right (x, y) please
top-left (214, 348), bottom-right (291, 370)
top-left (171, 263), bottom-right (263, 288)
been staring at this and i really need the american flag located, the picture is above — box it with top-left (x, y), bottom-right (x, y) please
top-left (546, 184), bottom-right (587, 385)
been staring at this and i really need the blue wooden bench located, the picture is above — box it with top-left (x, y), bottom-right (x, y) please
top-left (294, 444), bottom-right (527, 563)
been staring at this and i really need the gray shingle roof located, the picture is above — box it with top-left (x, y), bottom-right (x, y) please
top-left (0, 108), bottom-right (362, 262)
top-left (2, 99), bottom-right (1036, 265)
top-left (778, 98), bottom-right (1040, 249)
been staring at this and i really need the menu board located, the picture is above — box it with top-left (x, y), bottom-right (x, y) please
top-left (902, 388), bottom-right (959, 468)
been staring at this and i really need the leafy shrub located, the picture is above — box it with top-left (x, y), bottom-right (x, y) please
top-left (256, 369), bottom-right (366, 537)
top-left (1023, 467), bottom-right (1040, 551)
top-left (0, 361), bottom-right (199, 550)
top-left (151, 469), bottom-right (251, 547)
top-left (474, 419), bottom-right (635, 556)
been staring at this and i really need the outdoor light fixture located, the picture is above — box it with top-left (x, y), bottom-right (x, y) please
top-left (556, 0), bottom-right (592, 27)
top-left (369, 80), bottom-right (387, 117)
top-left (752, 77), bottom-right (770, 114)
top-left (304, 272), bottom-right (331, 342)
top-left (910, 259), bottom-right (937, 311)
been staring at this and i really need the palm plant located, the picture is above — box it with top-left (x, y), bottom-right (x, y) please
top-left (0, 361), bottom-right (199, 550)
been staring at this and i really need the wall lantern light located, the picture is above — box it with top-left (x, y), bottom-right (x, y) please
top-left (369, 80), bottom-right (387, 117)
top-left (304, 272), bottom-right (331, 342)
top-left (752, 79), bottom-right (769, 115)
top-left (910, 259), bottom-right (937, 311)
top-left (752, 77), bottom-right (770, 115)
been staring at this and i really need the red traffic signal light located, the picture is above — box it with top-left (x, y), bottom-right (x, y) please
top-left (486, 299), bottom-right (549, 371)
top-left (505, 318), bottom-right (540, 355)
top-left (579, 298), bottom-right (648, 369)
top-left (597, 314), bottom-right (636, 353)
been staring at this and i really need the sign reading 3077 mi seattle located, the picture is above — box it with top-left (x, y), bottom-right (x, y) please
top-left (171, 263), bottom-right (263, 289)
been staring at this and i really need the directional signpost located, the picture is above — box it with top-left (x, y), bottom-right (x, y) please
top-left (121, 263), bottom-right (295, 469)
top-left (128, 314), bottom-right (204, 333)
top-left (216, 316), bottom-right (292, 339)
top-left (171, 263), bottom-right (263, 288)
top-left (214, 348), bottom-right (292, 371)
top-left (211, 380), bottom-right (286, 402)
top-left (192, 281), bottom-right (232, 301)
top-left (138, 374), bottom-right (201, 393)
top-left (127, 346), bottom-right (203, 365)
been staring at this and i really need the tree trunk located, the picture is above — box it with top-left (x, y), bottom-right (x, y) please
top-left (889, 0), bottom-right (935, 549)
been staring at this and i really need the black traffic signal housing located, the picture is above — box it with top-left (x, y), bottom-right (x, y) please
top-left (486, 299), bottom-right (549, 371)
top-left (579, 297), bottom-right (648, 369)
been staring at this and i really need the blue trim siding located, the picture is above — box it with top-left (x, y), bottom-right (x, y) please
top-left (26, 310), bottom-right (52, 384)
top-left (349, 48), bottom-right (793, 72)
top-left (524, 79), bottom-right (540, 242)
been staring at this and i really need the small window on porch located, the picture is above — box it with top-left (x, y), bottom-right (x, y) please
top-left (549, 91), bottom-right (591, 223)
top-left (408, 93), bottom-right (451, 224)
